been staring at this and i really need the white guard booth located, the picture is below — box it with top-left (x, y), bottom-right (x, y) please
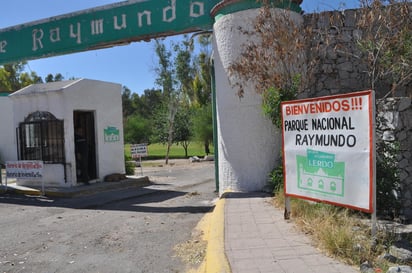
top-left (0, 79), bottom-right (125, 187)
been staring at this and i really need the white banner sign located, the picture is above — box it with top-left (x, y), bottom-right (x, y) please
top-left (281, 90), bottom-right (375, 212)
top-left (130, 144), bottom-right (148, 159)
top-left (6, 161), bottom-right (44, 179)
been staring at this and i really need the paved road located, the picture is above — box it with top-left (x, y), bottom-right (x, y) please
top-left (0, 160), bottom-right (217, 273)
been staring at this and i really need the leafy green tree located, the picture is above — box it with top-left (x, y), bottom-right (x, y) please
top-left (193, 34), bottom-right (212, 107)
top-left (121, 87), bottom-right (163, 145)
top-left (150, 102), bottom-right (169, 144)
top-left (174, 35), bottom-right (195, 104)
top-left (152, 35), bottom-right (214, 159)
top-left (192, 103), bottom-right (213, 155)
top-left (154, 39), bottom-right (175, 98)
top-left (173, 105), bottom-right (193, 157)
top-left (45, 73), bottom-right (64, 82)
top-left (122, 86), bottom-right (135, 119)
top-left (150, 100), bottom-right (194, 157)
top-left (140, 89), bottom-right (164, 118)
top-left (124, 113), bottom-right (152, 144)
top-left (0, 62), bottom-right (42, 92)
top-left (191, 34), bottom-right (213, 154)
top-left (154, 39), bottom-right (179, 164)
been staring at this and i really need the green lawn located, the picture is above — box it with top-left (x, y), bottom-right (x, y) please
top-left (125, 142), bottom-right (212, 160)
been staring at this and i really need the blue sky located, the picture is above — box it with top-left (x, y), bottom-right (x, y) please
top-left (1, 0), bottom-right (360, 94)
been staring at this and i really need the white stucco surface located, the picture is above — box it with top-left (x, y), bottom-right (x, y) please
top-left (0, 96), bottom-right (17, 162)
top-left (64, 79), bottom-right (125, 182)
top-left (213, 8), bottom-right (302, 195)
top-left (8, 79), bottom-right (124, 187)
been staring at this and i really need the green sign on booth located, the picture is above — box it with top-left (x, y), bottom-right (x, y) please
top-left (0, 0), bottom-right (220, 65)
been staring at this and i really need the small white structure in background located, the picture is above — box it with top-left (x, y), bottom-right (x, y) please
top-left (0, 79), bottom-right (125, 188)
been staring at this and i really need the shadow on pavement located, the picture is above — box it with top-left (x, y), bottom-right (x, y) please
top-left (0, 187), bottom-right (215, 214)
top-left (222, 191), bottom-right (273, 199)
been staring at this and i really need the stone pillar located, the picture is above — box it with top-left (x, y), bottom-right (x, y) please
top-left (211, 0), bottom-right (303, 195)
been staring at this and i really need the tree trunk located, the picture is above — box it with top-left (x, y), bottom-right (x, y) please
top-left (204, 140), bottom-right (210, 155)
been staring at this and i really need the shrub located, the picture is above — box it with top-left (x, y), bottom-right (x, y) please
top-left (376, 140), bottom-right (401, 218)
top-left (124, 154), bottom-right (135, 175)
top-left (268, 161), bottom-right (284, 194)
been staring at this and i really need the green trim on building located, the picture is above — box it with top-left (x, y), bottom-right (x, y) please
top-left (211, 60), bottom-right (220, 193)
top-left (212, 0), bottom-right (302, 21)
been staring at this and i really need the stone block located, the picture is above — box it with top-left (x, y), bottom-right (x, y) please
top-left (387, 266), bottom-right (412, 273)
top-left (389, 241), bottom-right (412, 264)
top-left (398, 131), bottom-right (408, 142)
top-left (343, 10), bottom-right (356, 27)
top-left (399, 98), bottom-right (411, 112)
top-left (383, 131), bottom-right (395, 141)
top-left (341, 30), bottom-right (353, 43)
top-left (399, 158), bottom-right (409, 169)
top-left (321, 64), bottom-right (334, 73)
top-left (353, 29), bottom-right (362, 40)
top-left (338, 69), bottom-right (350, 80)
top-left (400, 171), bottom-right (409, 182)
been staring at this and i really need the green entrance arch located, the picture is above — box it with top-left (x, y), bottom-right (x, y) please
top-left (0, 0), bottom-right (220, 65)
top-left (0, 0), bottom-right (301, 65)
top-left (1, 0), bottom-right (304, 194)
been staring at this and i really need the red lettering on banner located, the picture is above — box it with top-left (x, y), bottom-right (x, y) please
top-left (285, 99), bottom-right (359, 116)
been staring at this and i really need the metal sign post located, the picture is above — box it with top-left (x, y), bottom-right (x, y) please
top-left (139, 156), bottom-right (143, 176)
top-left (131, 144), bottom-right (148, 176)
top-left (371, 91), bottom-right (377, 238)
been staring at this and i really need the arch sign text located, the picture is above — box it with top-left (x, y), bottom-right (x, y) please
top-left (0, 0), bottom-right (220, 65)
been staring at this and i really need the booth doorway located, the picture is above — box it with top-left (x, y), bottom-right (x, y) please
top-left (74, 111), bottom-right (97, 183)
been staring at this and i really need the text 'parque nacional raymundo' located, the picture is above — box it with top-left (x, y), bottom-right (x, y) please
top-left (282, 97), bottom-right (366, 148)
top-left (0, 0), bottom-right (220, 64)
top-left (284, 116), bottom-right (357, 148)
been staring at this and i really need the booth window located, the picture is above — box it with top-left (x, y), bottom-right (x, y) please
top-left (17, 111), bottom-right (65, 164)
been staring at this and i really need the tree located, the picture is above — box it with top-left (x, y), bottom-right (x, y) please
top-left (154, 39), bottom-right (178, 164)
top-left (140, 89), bottom-right (163, 118)
top-left (192, 103), bottom-right (213, 155)
top-left (0, 62), bottom-right (42, 92)
top-left (357, 0), bottom-right (412, 97)
top-left (124, 113), bottom-right (152, 144)
top-left (192, 34), bottom-right (214, 154)
top-left (227, 2), bottom-right (308, 127)
top-left (190, 34), bottom-right (213, 107)
top-left (121, 87), bottom-right (163, 145)
top-left (174, 35), bottom-right (195, 104)
top-left (152, 35), bottom-right (215, 159)
top-left (173, 105), bottom-right (193, 157)
top-left (121, 86), bottom-right (135, 119)
top-left (150, 103), bottom-right (169, 144)
top-left (154, 39), bottom-right (175, 98)
top-left (45, 73), bottom-right (64, 82)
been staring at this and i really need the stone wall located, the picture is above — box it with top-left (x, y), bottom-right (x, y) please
top-left (302, 9), bottom-right (369, 98)
top-left (302, 9), bottom-right (411, 99)
top-left (303, 9), bottom-right (412, 220)
top-left (377, 98), bottom-right (412, 220)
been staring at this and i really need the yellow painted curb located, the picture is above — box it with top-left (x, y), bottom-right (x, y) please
top-left (194, 197), bottom-right (231, 273)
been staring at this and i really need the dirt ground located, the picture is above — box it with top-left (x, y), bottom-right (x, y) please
top-left (0, 159), bottom-right (217, 273)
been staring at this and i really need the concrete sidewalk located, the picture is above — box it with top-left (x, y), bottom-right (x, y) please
top-left (215, 192), bottom-right (359, 273)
